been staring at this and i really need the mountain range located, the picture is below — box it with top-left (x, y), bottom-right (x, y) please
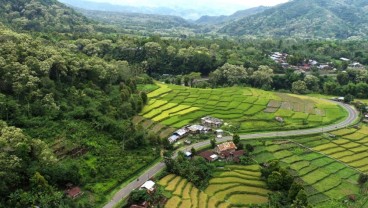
top-left (220, 0), bottom-right (368, 38)
top-left (58, 0), bottom-right (226, 20)
top-left (1, 0), bottom-right (367, 39)
top-left (57, 0), bottom-right (368, 39)
top-left (195, 6), bottom-right (268, 25)
top-left (75, 7), bottom-right (196, 35)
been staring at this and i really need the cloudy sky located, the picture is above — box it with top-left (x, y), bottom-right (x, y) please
top-left (87, 0), bottom-right (289, 14)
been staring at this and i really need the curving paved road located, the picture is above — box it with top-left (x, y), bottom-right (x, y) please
top-left (103, 101), bottom-right (359, 208)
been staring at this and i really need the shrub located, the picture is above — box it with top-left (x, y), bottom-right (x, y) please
top-left (358, 173), bottom-right (368, 185)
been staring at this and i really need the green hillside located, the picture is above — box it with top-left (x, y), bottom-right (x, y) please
top-left (220, 0), bottom-right (368, 39)
top-left (0, 10), bottom-right (157, 208)
top-left (195, 6), bottom-right (268, 25)
top-left (0, 0), bottom-right (112, 33)
top-left (76, 8), bottom-right (195, 36)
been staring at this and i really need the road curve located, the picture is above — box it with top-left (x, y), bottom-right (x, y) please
top-left (103, 101), bottom-right (359, 208)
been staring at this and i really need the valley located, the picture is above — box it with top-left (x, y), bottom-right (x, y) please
top-left (0, 0), bottom-right (367, 207)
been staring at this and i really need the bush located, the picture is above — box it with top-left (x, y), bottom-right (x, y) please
top-left (358, 173), bottom-right (368, 185)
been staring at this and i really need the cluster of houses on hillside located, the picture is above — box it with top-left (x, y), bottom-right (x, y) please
top-left (270, 52), bottom-right (365, 72)
top-left (168, 116), bottom-right (224, 144)
top-left (199, 141), bottom-right (245, 163)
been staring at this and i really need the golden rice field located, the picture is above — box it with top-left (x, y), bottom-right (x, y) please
top-left (158, 165), bottom-right (269, 207)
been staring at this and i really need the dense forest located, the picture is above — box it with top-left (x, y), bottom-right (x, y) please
top-left (0, 0), bottom-right (368, 207)
top-left (0, 18), bottom-right (165, 206)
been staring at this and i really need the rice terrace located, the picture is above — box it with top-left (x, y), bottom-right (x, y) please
top-left (105, 82), bottom-right (368, 208)
top-left (137, 83), bottom-right (348, 136)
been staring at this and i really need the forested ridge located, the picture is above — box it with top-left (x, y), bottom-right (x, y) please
top-left (0, 0), bottom-right (116, 33)
top-left (220, 0), bottom-right (368, 38)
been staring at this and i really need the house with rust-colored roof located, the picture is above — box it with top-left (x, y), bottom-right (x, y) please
top-left (199, 150), bottom-right (219, 162)
top-left (66, 186), bottom-right (83, 199)
top-left (215, 141), bottom-right (237, 154)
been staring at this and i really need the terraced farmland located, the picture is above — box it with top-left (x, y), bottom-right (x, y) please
top-left (250, 139), bottom-right (361, 207)
top-left (298, 125), bottom-right (368, 174)
top-left (138, 83), bottom-right (347, 134)
top-left (158, 165), bottom-right (269, 207)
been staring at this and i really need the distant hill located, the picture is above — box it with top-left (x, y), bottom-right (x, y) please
top-left (220, 0), bottom-right (368, 38)
top-left (0, 0), bottom-right (106, 33)
top-left (75, 8), bottom-right (196, 34)
top-left (58, 0), bottom-right (221, 20)
top-left (196, 6), bottom-right (268, 25)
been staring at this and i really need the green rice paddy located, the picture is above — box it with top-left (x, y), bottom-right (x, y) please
top-left (138, 83), bottom-right (347, 134)
top-left (249, 138), bottom-right (361, 207)
top-left (298, 125), bottom-right (368, 174)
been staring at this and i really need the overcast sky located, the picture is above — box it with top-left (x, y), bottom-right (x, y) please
top-left (87, 0), bottom-right (289, 14)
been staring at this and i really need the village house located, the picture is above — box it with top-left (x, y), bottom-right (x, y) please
top-left (340, 57), bottom-right (350, 62)
top-left (140, 180), bottom-right (156, 193)
top-left (309, 60), bottom-right (318, 66)
top-left (175, 128), bottom-right (188, 138)
top-left (130, 201), bottom-right (148, 208)
top-left (201, 116), bottom-right (223, 128)
top-left (199, 141), bottom-right (245, 163)
top-left (318, 64), bottom-right (332, 70)
top-left (199, 150), bottom-right (219, 162)
top-left (187, 124), bottom-right (207, 134)
top-left (185, 151), bottom-right (192, 157)
top-left (231, 150), bottom-right (246, 163)
top-left (168, 135), bottom-right (179, 144)
top-left (65, 185), bottom-right (83, 199)
top-left (215, 141), bottom-right (237, 154)
top-left (168, 128), bottom-right (189, 143)
top-left (349, 62), bottom-right (365, 69)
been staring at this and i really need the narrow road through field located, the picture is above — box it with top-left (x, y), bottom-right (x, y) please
top-left (103, 101), bottom-right (359, 208)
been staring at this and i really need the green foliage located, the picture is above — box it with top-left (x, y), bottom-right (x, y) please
top-left (0, 13), bottom-right (161, 207)
top-left (164, 154), bottom-right (214, 189)
top-left (358, 173), bottom-right (368, 186)
top-left (292, 190), bottom-right (308, 208)
top-left (209, 63), bottom-right (249, 86)
top-left (0, 0), bottom-right (112, 33)
top-left (129, 189), bottom-right (150, 204)
top-left (267, 171), bottom-right (284, 191)
top-left (261, 160), bottom-right (280, 178)
top-left (246, 144), bottom-right (255, 153)
top-left (233, 134), bottom-right (240, 146)
top-left (344, 94), bottom-right (355, 103)
top-left (0, 123), bottom-right (67, 207)
top-left (292, 81), bottom-right (308, 94)
top-left (210, 139), bottom-right (216, 148)
top-left (288, 181), bottom-right (303, 201)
